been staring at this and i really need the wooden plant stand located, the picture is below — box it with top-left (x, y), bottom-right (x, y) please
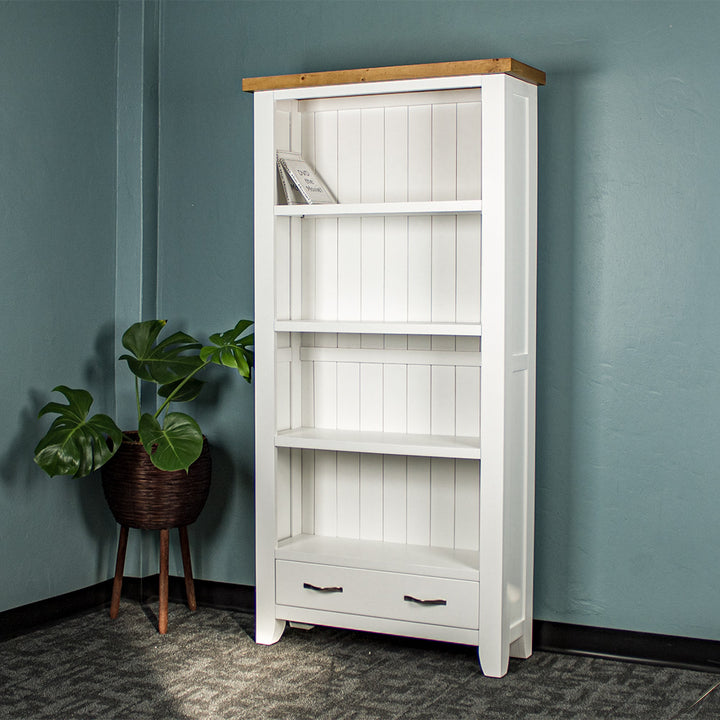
top-left (109, 525), bottom-right (197, 634)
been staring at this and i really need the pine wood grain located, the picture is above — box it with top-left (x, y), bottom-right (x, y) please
top-left (243, 58), bottom-right (545, 92)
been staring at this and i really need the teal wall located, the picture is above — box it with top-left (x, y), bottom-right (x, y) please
top-left (2, 0), bottom-right (719, 644)
top-left (0, 2), bottom-right (119, 608)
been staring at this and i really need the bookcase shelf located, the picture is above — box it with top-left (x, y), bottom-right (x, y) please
top-left (275, 427), bottom-right (481, 460)
top-left (274, 200), bottom-right (482, 217)
top-left (248, 59), bottom-right (540, 679)
top-left (276, 534), bottom-right (480, 582)
top-left (273, 320), bottom-right (482, 336)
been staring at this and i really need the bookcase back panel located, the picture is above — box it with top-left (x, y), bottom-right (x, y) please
top-left (292, 91), bottom-right (482, 204)
top-left (274, 216), bottom-right (482, 324)
top-left (275, 448), bottom-right (480, 552)
top-left (275, 334), bottom-right (481, 439)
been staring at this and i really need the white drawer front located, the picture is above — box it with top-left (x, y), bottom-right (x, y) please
top-left (276, 560), bottom-right (478, 630)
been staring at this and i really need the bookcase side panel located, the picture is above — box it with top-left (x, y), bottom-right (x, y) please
top-left (504, 79), bottom-right (538, 658)
top-left (254, 90), bottom-right (285, 645)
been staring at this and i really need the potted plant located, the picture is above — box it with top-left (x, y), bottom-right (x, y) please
top-left (33, 318), bottom-right (253, 632)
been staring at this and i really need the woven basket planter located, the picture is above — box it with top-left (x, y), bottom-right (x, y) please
top-left (101, 432), bottom-right (211, 531)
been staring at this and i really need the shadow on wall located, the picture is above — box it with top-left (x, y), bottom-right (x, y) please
top-left (534, 62), bottom-right (589, 621)
top-left (1, 323), bottom-right (118, 579)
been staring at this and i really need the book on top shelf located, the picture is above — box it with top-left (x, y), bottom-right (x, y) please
top-left (277, 151), bottom-right (336, 204)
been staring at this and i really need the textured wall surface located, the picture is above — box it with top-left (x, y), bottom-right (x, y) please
top-left (0, 1), bottom-right (119, 609)
top-left (3, 0), bottom-right (719, 643)
top-left (157, 0), bottom-right (720, 640)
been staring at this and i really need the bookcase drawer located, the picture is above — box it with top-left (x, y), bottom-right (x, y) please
top-left (276, 560), bottom-right (478, 630)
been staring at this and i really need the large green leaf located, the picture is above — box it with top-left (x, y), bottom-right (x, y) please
top-left (120, 320), bottom-right (203, 385)
top-left (157, 377), bottom-right (205, 404)
top-left (34, 386), bottom-right (123, 478)
top-left (199, 320), bottom-right (254, 383)
top-left (138, 412), bottom-right (203, 472)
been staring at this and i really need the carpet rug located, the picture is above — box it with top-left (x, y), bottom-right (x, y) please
top-left (1, 602), bottom-right (718, 719)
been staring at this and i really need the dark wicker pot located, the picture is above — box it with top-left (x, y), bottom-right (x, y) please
top-left (101, 432), bottom-right (211, 530)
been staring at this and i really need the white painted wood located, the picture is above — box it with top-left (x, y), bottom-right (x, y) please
top-left (276, 605), bottom-right (479, 646)
top-left (300, 346), bottom-right (482, 367)
top-left (299, 88), bottom-right (483, 113)
top-left (253, 89), bottom-right (286, 646)
top-left (406, 457), bottom-right (431, 546)
top-left (274, 320), bottom-right (482, 336)
top-left (274, 200), bottom-right (482, 217)
top-left (336, 451), bottom-right (360, 539)
top-left (275, 427), bottom-right (482, 459)
top-left (276, 560), bottom-right (479, 629)
top-left (252, 67), bottom-right (538, 677)
top-left (276, 534), bottom-right (479, 580)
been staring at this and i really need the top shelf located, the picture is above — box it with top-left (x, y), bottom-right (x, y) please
top-left (275, 200), bottom-right (482, 218)
top-left (243, 58), bottom-right (546, 92)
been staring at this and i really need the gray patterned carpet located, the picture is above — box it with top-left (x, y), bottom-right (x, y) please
top-left (1, 601), bottom-right (719, 720)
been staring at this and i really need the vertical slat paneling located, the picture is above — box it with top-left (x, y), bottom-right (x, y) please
top-left (384, 217), bottom-right (408, 322)
top-left (359, 454), bottom-right (383, 540)
top-left (454, 459), bottom-right (480, 551)
top-left (408, 104), bottom-right (432, 325)
top-left (406, 457), bottom-right (431, 545)
top-left (431, 216), bottom-right (457, 323)
top-left (336, 452), bottom-right (360, 539)
top-left (301, 347), bottom-right (315, 428)
top-left (456, 101), bottom-right (482, 200)
top-left (408, 105), bottom-right (431, 201)
top-left (301, 449), bottom-right (315, 534)
top-left (276, 448), bottom-right (292, 540)
top-left (456, 215), bottom-right (482, 323)
top-left (430, 458), bottom-right (455, 548)
top-left (313, 110), bottom-right (338, 322)
top-left (313, 360), bottom-right (337, 428)
top-left (384, 106), bottom-right (408, 202)
top-left (336, 362), bottom-right (360, 430)
top-left (361, 108), bottom-right (385, 202)
top-left (432, 104), bottom-right (457, 201)
top-left (301, 219), bottom-right (316, 320)
top-left (361, 217), bottom-right (384, 321)
top-left (337, 218), bottom-right (362, 320)
top-left (291, 448), bottom-right (303, 536)
top-left (314, 450), bottom-right (337, 536)
top-left (337, 109), bottom-right (361, 202)
top-left (407, 217), bottom-right (432, 323)
top-left (360, 361), bottom-right (383, 431)
top-left (274, 109), bottom-right (291, 153)
top-left (314, 110), bottom-right (338, 194)
top-left (383, 363), bottom-right (407, 433)
top-left (314, 217), bottom-right (338, 321)
top-left (361, 107), bottom-right (385, 323)
top-left (407, 364), bottom-right (431, 434)
top-left (383, 455), bottom-right (407, 543)
top-left (275, 219), bottom-right (291, 320)
top-left (455, 365), bottom-right (481, 438)
top-left (431, 365), bottom-right (456, 436)
top-left (276, 360), bottom-right (291, 431)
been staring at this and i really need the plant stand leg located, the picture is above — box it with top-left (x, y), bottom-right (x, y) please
top-left (158, 528), bottom-right (169, 634)
top-left (178, 526), bottom-right (197, 611)
top-left (110, 525), bottom-right (129, 620)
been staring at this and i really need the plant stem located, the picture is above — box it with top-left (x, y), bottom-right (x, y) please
top-left (152, 360), bottom-right (210, 419)
top-left (135, 376), bottom-right (142, 425)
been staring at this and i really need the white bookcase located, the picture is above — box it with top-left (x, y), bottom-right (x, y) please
top-left (244, 58), bottom-right (544, 678)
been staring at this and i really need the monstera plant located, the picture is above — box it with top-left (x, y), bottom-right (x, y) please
top-left (34, 319), bottom-right (254, 477)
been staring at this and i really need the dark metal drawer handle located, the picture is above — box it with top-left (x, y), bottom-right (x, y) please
top-left (403, 594), bottom-right (447, 606)
top-left (303, 582), bottom-right (343, 594)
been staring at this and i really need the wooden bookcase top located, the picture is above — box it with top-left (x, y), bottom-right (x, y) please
top-left (243, 58), bottom-right (545, 92)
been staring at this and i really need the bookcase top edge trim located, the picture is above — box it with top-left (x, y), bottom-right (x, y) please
top-left (242, 58), bottom-right (546, 92)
